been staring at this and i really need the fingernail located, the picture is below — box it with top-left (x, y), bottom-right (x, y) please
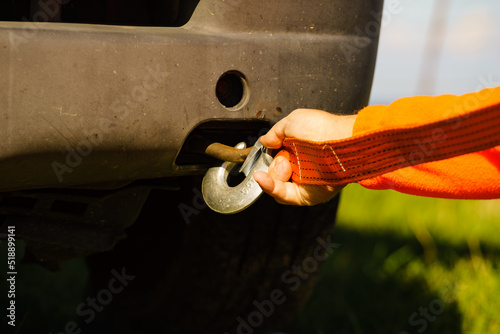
top-left (274, 159), bottom-right (283, 173)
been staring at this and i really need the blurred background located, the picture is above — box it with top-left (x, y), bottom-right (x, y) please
top-left (285, 0), bottom-right (500, 333)
top-left (370, 0), bottom-right (500, 102)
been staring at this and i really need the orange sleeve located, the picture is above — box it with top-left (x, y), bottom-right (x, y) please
top-left (352, 86), bottom-right (500, 199)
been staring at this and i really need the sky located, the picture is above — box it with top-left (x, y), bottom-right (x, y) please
top-left (369, 0), bottom-right (500, 104)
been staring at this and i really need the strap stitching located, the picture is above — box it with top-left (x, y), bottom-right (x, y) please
top-left (285, 104), bottom-right (499, 155)
top-left (287, 117), bottom-right (499, 166)
top-left (291, 141), bottom-right (499, 182)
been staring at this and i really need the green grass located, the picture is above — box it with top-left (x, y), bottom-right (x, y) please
top-left (284, 184), bottom-right (500, 334)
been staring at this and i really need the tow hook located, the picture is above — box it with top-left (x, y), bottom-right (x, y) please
top-left (201, 137), bottom-right (272, 214)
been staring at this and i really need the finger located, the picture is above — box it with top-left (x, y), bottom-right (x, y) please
top-left (253, 171), bottom-right (304, 205)
top-left (253, 171), bottom-right (275, 194)
top-left (260, 118), bottom-right (288, 149)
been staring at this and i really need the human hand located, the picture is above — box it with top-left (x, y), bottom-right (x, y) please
top-left (253, 109), bottom-right (357, 206)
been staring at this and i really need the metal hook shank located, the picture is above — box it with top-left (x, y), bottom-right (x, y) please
top-left (202, 137), bottom-right (272, 214)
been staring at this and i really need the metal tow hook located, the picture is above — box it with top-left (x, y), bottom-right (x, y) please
top-left (202, 137), bottom-right (273, 214)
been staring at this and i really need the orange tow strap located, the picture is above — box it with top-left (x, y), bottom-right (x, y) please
top-left (277, 102), bottom-right (500, 187)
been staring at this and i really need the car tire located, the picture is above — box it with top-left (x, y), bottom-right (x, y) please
top-left (86, 176), bottom-right (339, 333)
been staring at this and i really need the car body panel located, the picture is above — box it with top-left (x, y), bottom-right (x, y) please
top-left (0, 0), bottom-right (381, 191)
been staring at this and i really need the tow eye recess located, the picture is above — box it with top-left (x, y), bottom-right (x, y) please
top-left (201, 137), bottom-right (273, 214)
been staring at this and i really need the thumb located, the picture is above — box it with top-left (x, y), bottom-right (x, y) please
top-left (268, 155), bottom-right (292, 182)
top-left (253, 155), bottom-right (292, 194)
